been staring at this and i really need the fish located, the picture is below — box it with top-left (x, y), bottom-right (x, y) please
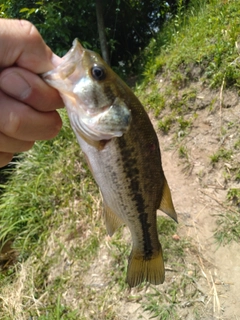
top-left (42, 39), bottom-right (177, 287)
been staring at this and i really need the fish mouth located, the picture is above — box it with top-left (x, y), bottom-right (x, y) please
top-left (42, 39), bottom-right (84, 91)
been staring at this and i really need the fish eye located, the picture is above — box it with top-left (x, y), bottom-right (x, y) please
top-left (91, 66), bottom-right (106, 81)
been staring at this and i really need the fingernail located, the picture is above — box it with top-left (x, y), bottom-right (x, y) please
top-left (0, 71), bottom-right (31, 100)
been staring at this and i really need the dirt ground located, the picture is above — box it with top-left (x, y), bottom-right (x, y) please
top-left (162, 132), bottom-right (240, 320)
top-left (157, 87), bottom-right (240, 319)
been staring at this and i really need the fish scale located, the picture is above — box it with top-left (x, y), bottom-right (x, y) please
top-left (42, 39), bottom-right (177, 287)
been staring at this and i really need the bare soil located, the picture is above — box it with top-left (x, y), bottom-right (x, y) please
top-left (161, 129), bottom-right (240, 320)
top-left (157, 86), bottom-right (240, 319)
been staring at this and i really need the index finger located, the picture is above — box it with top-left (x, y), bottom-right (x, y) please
top-left (0, 19), bottom-right (61, 73)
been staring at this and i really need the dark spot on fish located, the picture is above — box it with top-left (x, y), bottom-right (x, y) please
top-left (110, 171), bottom-right (120, 186)
top-left (132, 192), bottom-right (153, 259)
top-left (131, 168), bottom-right (139, 176)
top-left (148, 143), bottom-right (156, 152)
top-left (130, 177), bottom-right (139, 192)
top-left (103, 85), bottom-right (116, 103)
top-left (92, 86), bottom-right (99, 109)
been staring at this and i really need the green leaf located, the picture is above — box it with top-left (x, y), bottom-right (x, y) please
top-left (19, 8), bottom-right (30, 13)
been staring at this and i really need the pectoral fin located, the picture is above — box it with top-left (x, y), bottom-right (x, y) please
top-left (159, 178), bottom-right (178, 222)
top-left (102, 201), bottom-right (124, 236)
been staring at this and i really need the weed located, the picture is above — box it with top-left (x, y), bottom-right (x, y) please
top-left (145, 90), bottom-right (166, 116)
top-left (157, 217), bottom-right (187, 262)
top-left (178, 145), bottom-right (189, 159)
top-left (234, 138), bottom-right (240, 149)
top-left (235, 169), bottom-right (240, 182)
top-left (210, 148), bottom-right (233, 164)
top-left (144, 295), bottom-right (178, 320)
top-left (158, 116), bottom-right (174, 134)
top-left (171, 71), bottom-right (187, 89)
top-left (139, 217), bottom-right (202, 319)
top-left (227, 188), bottom-right (240, 206)
top-left (35, 297), bottom-right (79, 320)
top-left (141, 0), bottom-right (240, 91)
top-left (177, 116), bottom-right (192, 131)
top-left (143, 55), bottom-right (166, 81)
top-left (143, 269), bottom-right (203, 320)
top-left (181, 89), bottom-right (197, 102)
top-left (215, 187), bottom-right (240, 245)
top-left (214, 212), bottom-right (240, 244)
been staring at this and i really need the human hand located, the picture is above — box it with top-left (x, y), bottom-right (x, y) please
top-left (0, 19), bottom-right (64, 168)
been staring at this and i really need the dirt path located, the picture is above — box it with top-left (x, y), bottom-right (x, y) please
top-left (160, 101), bottom-right (240, 319)
top-left (162, 143), bottom-right (240, 319)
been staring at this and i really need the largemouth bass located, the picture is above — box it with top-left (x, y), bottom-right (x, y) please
top-left (42, 39), bottom-right (177, 287)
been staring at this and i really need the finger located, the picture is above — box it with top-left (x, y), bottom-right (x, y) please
top-left (0, 152), bottom-right (13, 168)
top-left (0, 91), bottom-right (62, 141)
top-left (0, 67), bottom-right (64, 112)
top-left (0, 19), bottom-right (63, 73)
top-left (0, 131), bottom-right (34, 153)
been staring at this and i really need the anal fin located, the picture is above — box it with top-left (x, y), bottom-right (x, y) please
top-left (103, 201), bottom-right (124, 236)
top-left (159, 178), bottom-right (178, 222)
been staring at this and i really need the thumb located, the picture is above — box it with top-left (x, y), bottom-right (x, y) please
top-left (0, 19), bottom-right (61, 73)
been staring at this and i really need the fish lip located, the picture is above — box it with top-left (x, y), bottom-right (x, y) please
top-left (61, 38), bottom-right (84, 68)
top-left (42, 38), bottom-right (84, 82)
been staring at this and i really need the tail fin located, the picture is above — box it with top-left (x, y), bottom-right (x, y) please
top-left (126, 249), bottom-right (165, 287)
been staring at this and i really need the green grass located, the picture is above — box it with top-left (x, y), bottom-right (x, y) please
top-left (140, 0), bottom-right (240, 88)
top-left (158, 115), bottom-right (174, 134)
top-left (0, 111), bottom-right (104, 318)
top-left (214, 211), bottom-right (240, 244)
top-left (210, 148), bottom-right (233, 164)
top-left (0, 110), bottom-right (97, 251)
top-left (135, 0), bottom-right (240, 137)
top-left (31, 296), bottom-right (79, 320)
top-left (136, 0), bottom-right (240, 124)
top-left (227, 188), bottom-right (240, 205)
top-left (214, 188), bottom-right (240, 244)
